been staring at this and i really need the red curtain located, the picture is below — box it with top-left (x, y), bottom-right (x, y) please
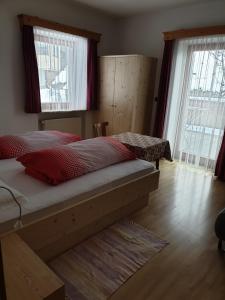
top-left (87, 39), bottom-right (98, 110)
top-left (153, 39), bottom-right (174, 138)
top-left (22, 25), bottom-right (41, 113)
top-left (215, 131), bottom-right (225, 181)
top-left (0, 241), bottom-right (6, 299)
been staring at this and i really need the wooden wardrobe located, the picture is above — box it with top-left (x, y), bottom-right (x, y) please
top-left (94, 55), bottom-right (157, 135)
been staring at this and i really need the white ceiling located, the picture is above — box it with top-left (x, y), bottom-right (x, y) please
top-left (72, 0), bottom-right (213, 16)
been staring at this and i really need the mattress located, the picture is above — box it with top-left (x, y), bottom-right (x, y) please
top-left (0, 158), bottom-right (155, 229)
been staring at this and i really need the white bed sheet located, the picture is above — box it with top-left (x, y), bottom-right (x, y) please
top-left (0, 158), bottom-right (155, 224)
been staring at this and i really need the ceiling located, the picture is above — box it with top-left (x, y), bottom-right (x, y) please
top-left (72, 0), bottom-right (212, 17)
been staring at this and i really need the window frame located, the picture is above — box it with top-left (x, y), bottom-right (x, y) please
top-left (34, 27), bottom-right (88, 112)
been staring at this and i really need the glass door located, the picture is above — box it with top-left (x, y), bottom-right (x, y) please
top-left (166, 36), bottom-right (225, 171)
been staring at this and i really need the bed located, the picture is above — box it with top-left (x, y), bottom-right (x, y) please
top-left (0, 157), bottom-right (159, 260)
top-left (0, 132), bottom-right (160, 300)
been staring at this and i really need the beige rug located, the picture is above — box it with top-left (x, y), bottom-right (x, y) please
top-left (49, 220), bottom-right (168, 300)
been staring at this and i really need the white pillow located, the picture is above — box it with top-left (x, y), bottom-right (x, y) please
top-left (0, 179), bottom-right (28, 209)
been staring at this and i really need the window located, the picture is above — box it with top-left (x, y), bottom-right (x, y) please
top-left (165, 35), bottom-right (225, 171)
top-left (34, 27), bottom-right (88, 112)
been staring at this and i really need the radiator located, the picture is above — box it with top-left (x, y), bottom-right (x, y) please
top-left (41, 118), bottom-right (82, 136)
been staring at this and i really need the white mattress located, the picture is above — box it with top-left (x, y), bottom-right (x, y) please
top-left (0, 158), bottom-right (155, 226)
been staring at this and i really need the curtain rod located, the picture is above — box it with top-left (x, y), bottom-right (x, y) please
top-left (163, 25), bottom-right (225, 41)
top-left (18, 14), bottom-right (101, 42)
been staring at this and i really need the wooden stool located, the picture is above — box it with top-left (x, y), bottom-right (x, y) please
top-left (93, 122), bottom-right (109, 137)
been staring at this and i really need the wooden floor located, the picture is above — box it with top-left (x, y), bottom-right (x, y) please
top-left (111, 161), bottom-right (225, 300)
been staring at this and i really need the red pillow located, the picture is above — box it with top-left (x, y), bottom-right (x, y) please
top-left (0, 131), bottom-right (81, 159)
top-left (17, 137), bottom-right (136, 185)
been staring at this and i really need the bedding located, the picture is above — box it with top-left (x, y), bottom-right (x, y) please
top-left (0, 179), bottom-right (28, 209)
top-left (17, 137), bottom-right (136, 185)
top-left (0, 130), bottom-right (81, 159)
top-left (0, 157), bottom-right (155, 227)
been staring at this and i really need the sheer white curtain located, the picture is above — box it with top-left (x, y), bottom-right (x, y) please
top-left (34, 27), bottom-right (87, 112)
top-left (164, 35), bottom-right (225, 171)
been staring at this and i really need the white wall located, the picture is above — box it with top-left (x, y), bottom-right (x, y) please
top-left (117, 0), bottom-right (225, 131)
top-left (0, 0), bottom-right (117, 135)
top-left (1, 0), bottom-right (225, 135)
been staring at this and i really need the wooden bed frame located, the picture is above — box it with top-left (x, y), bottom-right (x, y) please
top-left (0, 169), bottom-right (159, 299)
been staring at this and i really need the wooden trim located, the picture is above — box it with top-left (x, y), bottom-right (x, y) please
top-left (18, 14), bottom-right (101, 42)
top-left (164, 25), bottom-right (225, 40)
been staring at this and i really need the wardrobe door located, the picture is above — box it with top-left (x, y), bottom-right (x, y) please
top-left (96, 57), bottom-right (116, 136)
top-left (113, 56), bottom-right (139, 134)
top-left (131, 57), bottom-right (157, 134)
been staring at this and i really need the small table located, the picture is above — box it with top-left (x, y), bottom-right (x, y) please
top-left (112, 132), bottom-right (172, 169)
